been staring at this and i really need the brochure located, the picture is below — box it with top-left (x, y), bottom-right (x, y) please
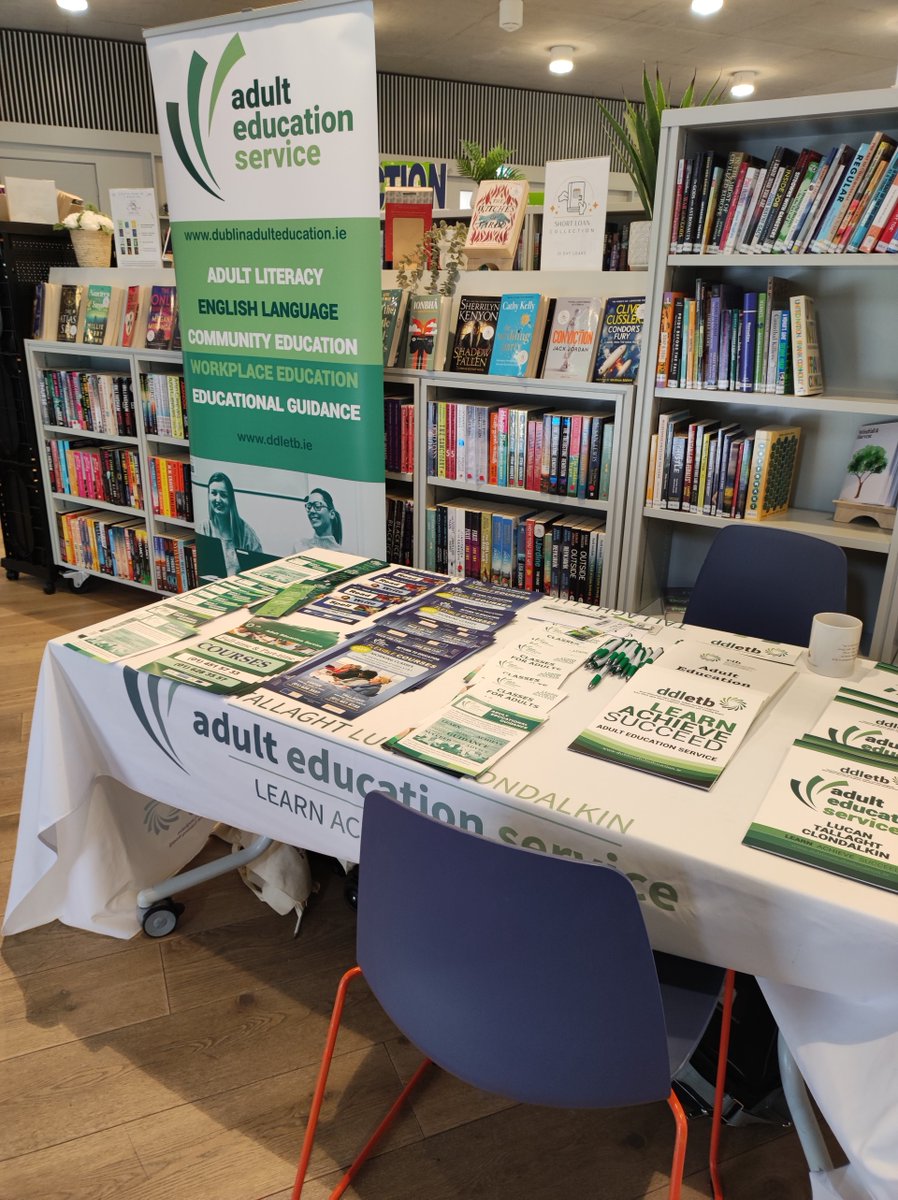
top-left (743, 741), bottom-right (898, 894)
top-left (570, 642), bottom-right (794, 788)
top-left (64, 601), bottom-right (216, 662)
top-left (469, 623), bottom-right (606, 690)
top-left (675, 626), bottom-right (804, 665)
top-left (794, 672), bottom-right (898, 768)
top-left (251, 558), bottom-right (387, 618)
top-left (301, 567), bottom-right (445, 625)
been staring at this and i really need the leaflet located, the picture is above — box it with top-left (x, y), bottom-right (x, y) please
top-left (251, 558), bottom-right (387, 618)
top-left (570, 658), bottom-right (773, 789)
top-left (657, 640), bottom-right (796, 699)
top-left (257, 628), bottom-right (474, 718)
top-left (469, 624), bottom-right (606, 690)
top-left (139, 621), bottom-right (339, 696)
top-left (743, 741), bottom-right (898, 895)
top-left (64, 601), bottom-right (216, 661)
top-left (675, 626), bottom-right (804, 665)
top-left (238, 553), bottom-right (346, 590)
top-left (385, 685), bottom-right (561, 778)
top-left (794, 678), bottom-right (898, 768)
top-left (527, 601), bottom-right (668, 636)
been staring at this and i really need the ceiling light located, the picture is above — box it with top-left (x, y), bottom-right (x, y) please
top-left (499, 0), bottom-right (523, 32)
top-left (730, 71), bottom-right (757, 99)
top-left (57, 0), bottom-right (89, 10)
top-left (691, 0), bottom-right (723, 14)
top-left (549, 46), bottom-right (574, 76)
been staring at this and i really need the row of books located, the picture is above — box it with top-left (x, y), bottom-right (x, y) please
top-left (37, 369), bottom-right (135, 437)
top-left (32, 281), bottom-right (179, 350)
top-left (426, 401), bottom-right (615, 501)
top-left (425, 498), bottom-right (606, 602)
top-left (57, 509), bottom-right (151, 586)
top-left (604, 222), bottom-right (632, 271)
top-left (148, 454), bottom-right (193, 522)
top-left (140, 373), bottom-right (189, 439)
top-left (153, 532), bottom-right (198, 594)
top-left (656, 281), bottom-right (823, 396)
top-left (647, 412), bottom-right (801, 521)
top-left (671, 132), bottom-right (898, 256)
top-left (46, 439), bottom-right (143, 509)
top-left (383, 290), bottom-right (645, 385)
top-left (385, 492), bottom-right (414, 567)
top-left (384, 393), bottom-right (415, 474)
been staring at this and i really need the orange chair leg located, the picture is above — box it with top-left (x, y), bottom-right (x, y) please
top-left (709, 968), bottom-right (736, 1200)
top-left (667, 1088), bottom-right (689, 1200)
top-left (292, 965), bottom-right (363, 1200)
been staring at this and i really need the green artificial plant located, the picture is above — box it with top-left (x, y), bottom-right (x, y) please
top-left (597, 68), bottom-right (726, 219)
top-left (456, 140), bottom-right (523, 183)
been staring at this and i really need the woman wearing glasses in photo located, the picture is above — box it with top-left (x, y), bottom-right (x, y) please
top-left (198, 471), bottom-right (262, 575)
top-left (293, 487), bottom-right (343, 551)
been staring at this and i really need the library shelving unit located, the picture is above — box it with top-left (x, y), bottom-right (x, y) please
top-left (620, 88), bottom-right (898, 660)
top-left (384, 367), bottom-right (634, 606)
top-left (24, 338), bottom-right (192, 595)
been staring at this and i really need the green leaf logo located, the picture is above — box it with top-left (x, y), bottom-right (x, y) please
top-left (166, 33), bottom-right (246, 201)
top-left (124, 667), bottom-right (187, 773)
top-left (789, 774), bottom-right (846, 810)
top-left (719, 695), bottom-right (747, 710)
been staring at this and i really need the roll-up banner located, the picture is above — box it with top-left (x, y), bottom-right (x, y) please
top-left (145, 0), bottom-right (384, 578)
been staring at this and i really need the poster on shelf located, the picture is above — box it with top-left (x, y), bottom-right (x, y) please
top-left (145, 0), bottom-right (384, 579)
top-left (109, 188), bottom-right (163, 268)
top-left (540, 157), bottom-right (610, 271)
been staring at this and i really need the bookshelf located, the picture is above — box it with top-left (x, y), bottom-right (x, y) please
top-left (620, 88), bottom-right (898, 660)
top-left (25, 339), bottom-right (195, 595)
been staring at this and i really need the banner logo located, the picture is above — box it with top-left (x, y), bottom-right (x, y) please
top-left (124, 668), bottom-right (188, 773)
top-left (789, 773), bottom-right (846, 810)
top-left (165, 33), bottom-right (246, 200)
top-left (143, 801), bottom-right (184, 835)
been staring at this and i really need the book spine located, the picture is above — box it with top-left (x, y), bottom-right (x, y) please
top-left (669, 156), bottom-right (687, 253)
top-left (737, 294), bottom-right (758, 391)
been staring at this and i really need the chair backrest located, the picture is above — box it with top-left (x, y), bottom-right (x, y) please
top-left (357, 791), bottom-right (673, 1109)
top-left (683, 525), bottom-right (848, 646)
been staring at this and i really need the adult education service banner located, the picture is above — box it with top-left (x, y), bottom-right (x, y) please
top-left (145, 0), bottom-right (384, 577)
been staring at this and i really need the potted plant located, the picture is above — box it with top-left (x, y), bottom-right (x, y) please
top-left (456, 140), bottom-right (523, 183)
top-left (597, 69), bottom-right (725, 267)
top-left (396, 219), bottom-right (469, 297)
top-left (56, 204), bottom-right (115, 267)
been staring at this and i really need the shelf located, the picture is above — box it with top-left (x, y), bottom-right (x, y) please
top-left (52, 493), bottom-right (146, 518)
top-left (152, 513), bottom-right (194, 529)
top-left (146, 434), bottom-right (190, 448)
top-left (43, 424), bottom-right (139, 444)
top-left (642, 505), bottom-right (892, 554)
top-left (428, 476), bottom-right (609, 512)
top-left (667, 253), bottom-right (897, 269)
top-left (385, 471), bottom-right (413, 483)
top-left (652, 388), bottom-right (898, 417)
top-left (57, 562), bottom-right (158, 592)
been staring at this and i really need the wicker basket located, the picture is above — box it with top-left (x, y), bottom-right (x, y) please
top-left (70, 228), bottom-right (112, 268)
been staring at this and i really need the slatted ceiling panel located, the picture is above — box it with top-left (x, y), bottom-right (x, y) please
top-left (376, 73), bottom-right (637, 172)
top-left (0, 29), bottom-right (156, 133)
top-left (0, 28), bottom-right (636, 167)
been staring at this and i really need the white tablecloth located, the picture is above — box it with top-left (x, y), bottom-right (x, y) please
top-left (5, 598), bottom-right (898, 1199)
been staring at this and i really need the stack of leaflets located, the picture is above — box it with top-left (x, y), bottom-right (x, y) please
top-left (570, 638), bottom-right (798, 789)
top-left (744, 661), bottom-right (898, 893)
top-left (385, 622), bottom-right (608, 776)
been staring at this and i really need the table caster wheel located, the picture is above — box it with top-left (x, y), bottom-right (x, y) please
top-left (141, 899), bottom-right (185, 937)
top-left (43, 582), bottom-right (56, 595)
top-left (6, 569), bottom-right (19, 580)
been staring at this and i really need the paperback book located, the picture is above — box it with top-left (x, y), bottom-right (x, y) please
top-left (592, 296), bottom-right (645, 384)
top-left (404, 293), bottom-right (451, 370)
top-left (488, 292), bottom-right (548, 378)
top-left (449, 294), bottom-right (501, 374)
top-left (837, 421), bottom-right (898, 508)
top-left (540, 297), bottom-right (603, 382)
top-left (381, 288), bottom-right (409, 367)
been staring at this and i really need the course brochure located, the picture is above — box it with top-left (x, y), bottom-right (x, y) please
top-left (675, 626), bottom-right (804, 665)
top-left (301, 567), bottom-right (446, 625)
top-left (469, 623), bottom-right (606, 690)
top-left (386, 683), bottom-right (561, 777)
top-left (64, 601), bottom-right (216, 662)
top-left (569, 640), bottom-right (794, 788)
top-left (252, 558), bottom-right (388, 618)
top-left (743, 741), bottom-right (898, 895)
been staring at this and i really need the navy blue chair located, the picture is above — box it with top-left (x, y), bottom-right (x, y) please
top-left (683, 525), bottom-right (848, 646)
top-left (292, 791), bottom-right (727, 1199)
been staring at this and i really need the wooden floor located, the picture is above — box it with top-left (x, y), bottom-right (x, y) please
top-left (0, 570), bottom-right (830, 1199)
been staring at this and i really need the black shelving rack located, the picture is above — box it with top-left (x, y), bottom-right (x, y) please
top-left (0, 222), bottom-right (77, 593)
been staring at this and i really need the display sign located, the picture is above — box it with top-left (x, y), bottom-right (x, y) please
top-left (109, 188), bottom-right (164, 268)
top-left (540, 156), bottom-right (610, 271)
top-left (145, 0), bottom-right (384, 577)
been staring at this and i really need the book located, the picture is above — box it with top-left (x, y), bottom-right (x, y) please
top-left (743, 426), bottom-right (802, 520)
top-left (144, 285), bottom-right (178, 350)
top-left (449, 294), bottom-right (501, 374)
top-left (592, 296), bottom-right (645, 384)
top-left (120, 284), bottom-right (151, 348)
top-left (56, 284), bottom-right (83, 343)
top-left (80, 284), bottom-right (124, 346)
top-left (790, 295), bottom-right (824, 396)
top-left (837, 421), bottom-right (898, 508)
top-left (404, 294), bottom-right (451, 370)
top-left (488, 293), bottom-right (548, 378)
top-left (381, 288), bottom-right (409, 367)
top-left (31, 281), bottom-right (61, 340)
top-left (463, 178), bottom-right (529, 267)
top-left (540, 297), bottom-right (603, 382)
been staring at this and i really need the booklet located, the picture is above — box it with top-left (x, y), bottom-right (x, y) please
top-left (569, 641), bottom-right (794, 789)
top-left (743, 740), bottom-right (898, 894)
top-left (64, 601), bottom-right (216, 662)
top-left (252, 558), bottom-right (388, 618)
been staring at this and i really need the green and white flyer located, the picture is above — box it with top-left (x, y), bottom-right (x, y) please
top-left (743, 741), bottom-right (898, 894)
top-left (145, 1), bottom-right (384, 576)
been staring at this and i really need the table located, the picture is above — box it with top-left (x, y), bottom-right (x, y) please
top-left (5, 568), bottom-right (898, 1200)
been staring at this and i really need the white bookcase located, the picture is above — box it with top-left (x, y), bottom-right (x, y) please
top-left (620, 87), bottom-right (898, 660)
top-left (25, 338), bottom-right (191, 595)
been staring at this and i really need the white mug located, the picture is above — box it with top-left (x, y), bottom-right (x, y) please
top-left (807, 612), bottom-right (863, 678)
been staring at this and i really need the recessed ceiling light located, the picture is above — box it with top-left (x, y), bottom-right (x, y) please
top-left (549, 46), bottom-right (574, 76)
top-left (57, 0), bottom-right (89, 11)
top-left (730, 71), bottom-right (757, 99)
top-left (691, 0), bottom-right (723, 14)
